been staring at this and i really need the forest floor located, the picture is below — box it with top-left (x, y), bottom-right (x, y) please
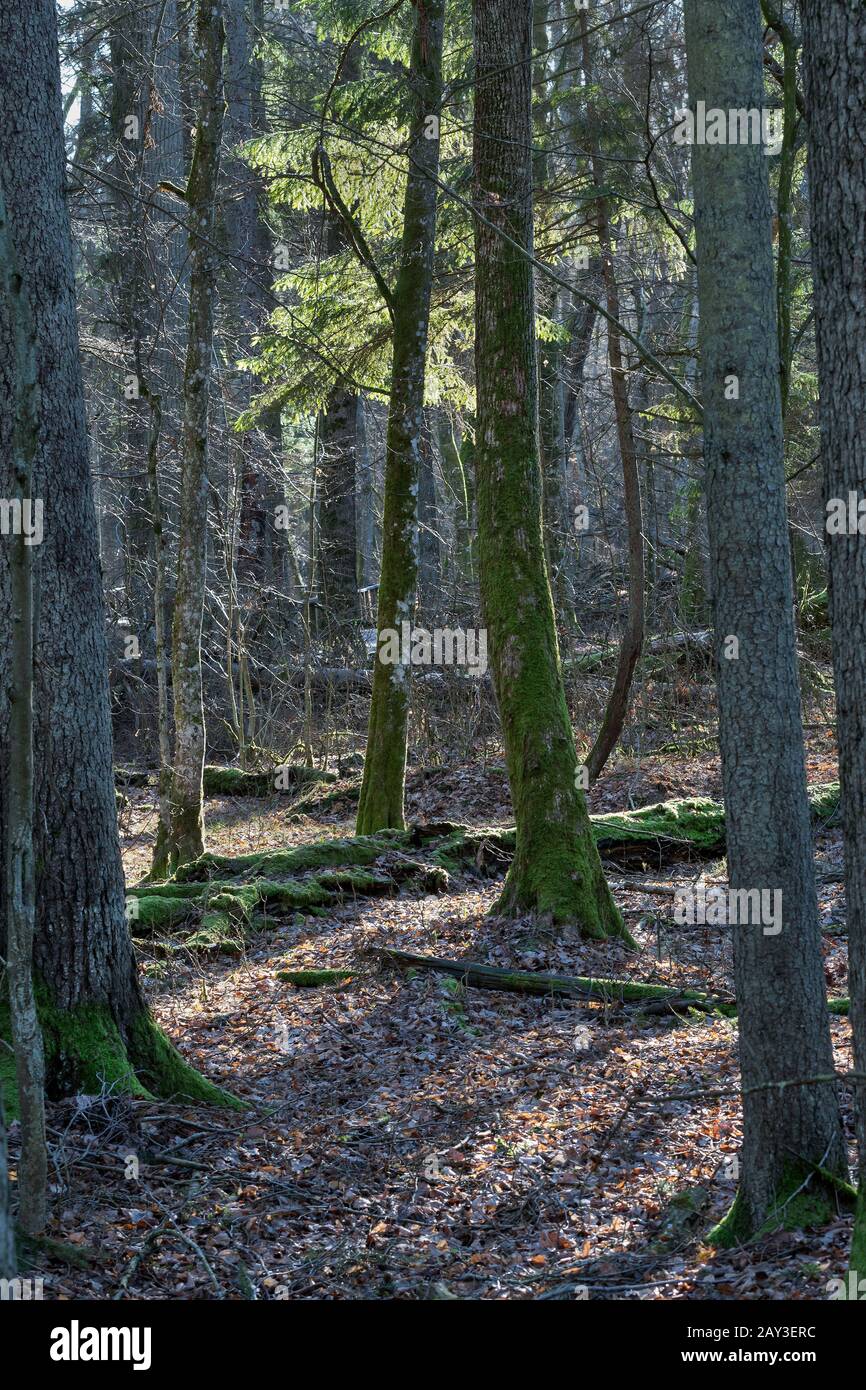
top-left (28, 728), bottom-right (856, 1300)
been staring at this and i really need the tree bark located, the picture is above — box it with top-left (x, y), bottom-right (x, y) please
top-left (471, 0), bottom-right (625, 938)
top-left (685, 0), bottom-right (845, 1242)
top-left (165, 0), bottom-right (226, 871)
top-left (0, 179), bottom-right (46, 1234)
top-left (0, 1090), bottom-right (13, 1278)
top-left (0, 0), bottom-right (234, 1107)
top-left (355, 0), bottom-right (446, 834)
top-left (316, 382), bottom-right (359, 643)
top-left (800, 0), bottom-right (866, 1280)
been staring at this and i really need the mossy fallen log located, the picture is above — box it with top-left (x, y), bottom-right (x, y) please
top-left (114, 767), bottom-right (151, 787)
top-left (172, 831), bottom-right (438, 882)
top-left (126, 784), bottom-right (841, 950)
top-left (374, 948), bottom-right (850, 1019)
top-left (286, 777), bottom-right (362, 819)
top-left (203, 763), bottom-right (336, 798)
top-left (374, 947), bottom-right (736, 1014)
top-left (127, 850), bottom-right (449, 952)
top-left (567, 630), bottom-right (713, 676)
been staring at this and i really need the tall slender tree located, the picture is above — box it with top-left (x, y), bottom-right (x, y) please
top-left (356, 0), bottom-right (446, 834)
top-left (684, 0), bottom-right (845, 1241)
top-left (163, 0), bottom-right (227, 870)
top-left (471, 0), bottom-right (625, 937)
top-left (801, 0), bottom-right (866, 1277)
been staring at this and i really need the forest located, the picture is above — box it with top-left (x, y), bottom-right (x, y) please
top-left (1, 0), bottom-right (865, 1326)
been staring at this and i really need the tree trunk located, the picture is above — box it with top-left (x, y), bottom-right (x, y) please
top-left (537, 283), bottom-right (571, 618)
top-left (0, 180), bottom-right (46, 1234)
top-left (471, 0), bottom-right (625, 938)
top-left (685, 0), bottom-right (845, 1242)
top-left (165, 0), bottom-right (226, 871)
top-left (0, 0), bottom-right (234, 1107)
top-left (316, 383), bottom-right (359, 645)
top-left (108, 5), bottom-right (155, 659)
top-left (0, 1090), bottom-right (13, 1278)
top-left (417, 412), bottom-right (441, 608)
top-left (222, 0), bottom-right (283, 594)
top-left (800, 0), bottom-right (866, 1279)
top-left (355, 0), bottom-right (446, 834)
top-left (581, 18), bottom-right (645, 787)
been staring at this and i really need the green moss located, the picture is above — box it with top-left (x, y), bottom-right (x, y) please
top-left (131, 895), bottom-right (196, 931)
top-left (185, 913), bottom-right (247, 954)
top-left (828, 996), bottom-right (850, 1015)
top-left (115, 768), bottom-right (151, 787)
top-left (174, 832), bottom-right (405, 881)
top-left (288, 777), bottom-right (362, 819)
top-left (203, 764), bottom-right (336, 798)
top-left (707, 1166), bottom-right (848, 1249)
top-left (592, 797), bottom-right (726, 855)
top-left (1, 992), bottom-right (145, 1113)
top-left (128, 1013), bottom-right (243, 1108)
top-left (126, 852), bottom-right (443, 956)
top-left (128, 881), bottom-right (207, 900)
top-left (808, 781), bottom-right (841, 826)
top-left (1, 984), bottom-right (241, 1114)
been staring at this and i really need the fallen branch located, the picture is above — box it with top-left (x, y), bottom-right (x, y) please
top-left (372, 947), bottom-right (736, 1015)
top-left (374, 947), bottom-right (850, 1018)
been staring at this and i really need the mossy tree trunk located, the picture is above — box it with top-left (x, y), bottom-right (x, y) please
top-left (685, 0), bottom-right (845, 1242)
top-left (471, 0), bottom-right (625, 939)
top-left (801, 0), bottom-right (866, 1279)
top-left (355, 0), bottom-right (445, 834)
top-left (165, 0), bottom-right (226, 872)
top-left (0, 0), bottom-right (235, 1112)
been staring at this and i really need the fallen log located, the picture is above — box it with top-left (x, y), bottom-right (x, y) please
top-left (203, 763), bottom-right (336, 798)
top-left (425, 781), bottom-right (840, 871)
top-left (568, 629), bottom-right (712, 675)
top-left (374, 947), bottom-right (850, 1017)
top-left (125, 784), bottom-right (843, 951)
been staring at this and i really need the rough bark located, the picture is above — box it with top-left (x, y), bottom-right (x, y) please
top-left (685, 0), bottom-right (845, 1242)
top-left (355, 0), bottom-right (446, 834)
top-left (537, 282), bottom-right (571, 615)
top-left (471, 0), bottom-right (625, 937)
top-left (800, 0), bottom-right (866, 1279)
top-left (0, 0), bottom-right (234, 1108)
top-left (165, 0), bottom-right (226, 871)
top-left (0, 180), bottom-right (47, 1234)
